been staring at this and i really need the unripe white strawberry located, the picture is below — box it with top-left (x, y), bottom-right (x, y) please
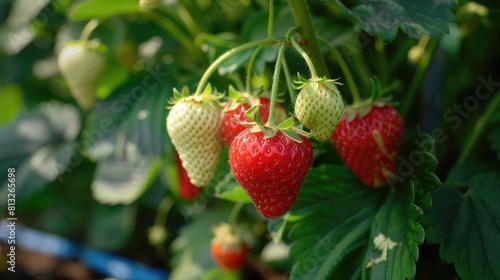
top-left (166, 85), bottom-right (223, 187)
top-left (139, 0), bottom-right (161, 10)
top-left (294, 76), bottom-right (344, 141)
top-left (57, 41), bottom-right (105, 110)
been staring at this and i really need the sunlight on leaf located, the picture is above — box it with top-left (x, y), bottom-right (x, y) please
top-left (335, 0), bottom-right (455, 43)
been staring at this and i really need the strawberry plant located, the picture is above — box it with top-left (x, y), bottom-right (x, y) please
top-left (0, 0), bottom-right (499, 280)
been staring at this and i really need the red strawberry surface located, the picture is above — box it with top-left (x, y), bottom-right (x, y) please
top-left (175, 152), bottom-right (201, 200)
top-left (210, 239), bottom-right (249, 272)
top-left (331, 103), bottom-right (403, 187)
top-left (221, 97), bottom-right (285, 146)
top-left (210, 223), bottom-right (249, 272)
top-left (229, 129), bottom-right (313, 219)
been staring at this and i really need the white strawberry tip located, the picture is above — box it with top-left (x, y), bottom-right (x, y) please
top-left (211, 223), bottom-right (245, 251)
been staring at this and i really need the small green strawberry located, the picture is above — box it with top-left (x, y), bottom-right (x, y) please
top-left (166, 85), bottom-right (223, 187)
top-left (294, 75), bottom-right (344, 141)
top-left (57, 40), bottom-right (106, 110)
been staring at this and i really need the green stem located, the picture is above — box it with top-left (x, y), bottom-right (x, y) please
top-left (79, 19), bottom-right (100, 41)
top-left (228, 202), bottom-right (244, 230)
top-left (319, 38), bottom-right (362, 104)
top-left (287, 0), bottom-right (329, 77)
top-left (266, 44), bottom-right (287, 127)
top-left (154, 197), bottom-right (174, 226)
top-left (230, 73), bottom-right (245, 91)
top-left (281, 55), bottom-right (296, 104)
top-left (400, 39), bottom-right (438, 119)
top-left (246, 45), bottom-right (265, 94)
top-left (375, 39), bottom-right (389, 85)
top-left (147, 11), bottom-right (200, 59)
top-left (195, 38), bottom-right (274, 96)
top-left (176, 2), bottom-right (203, 36)
top-left (268, 0), bottom-right (274, 40)
top-left (290, 36), bottom-right (318, 79)
top-left (457, 92), bottom-right (500, 164)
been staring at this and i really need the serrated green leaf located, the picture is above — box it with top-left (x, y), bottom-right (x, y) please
top-left (68, 0), bottom-right (140, 21)
top-left (274, 165), bottom-right (386, 280)
top-left (391, 129), bottom-right (441, 209)
top-left (335, 0), bottom-right (455, 43)
top-left (366, 182), bottom-right (424, 280)
top-left (422, 172), bottom-right (500, 280)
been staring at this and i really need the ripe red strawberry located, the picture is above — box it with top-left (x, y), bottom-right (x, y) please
top-left (331, 102), bottom-right (403, 187)
top-left (221, 96), bottom-right (286, 147)
top-left (210, 223), bottom-right (249, 272)
top-left (229, 129), bottom-right (313, 219)
top-left (174, 152), bottom-right (201, 200)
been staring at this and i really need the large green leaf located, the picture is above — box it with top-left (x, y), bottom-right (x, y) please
top-left (83, 74), bottom-right (171, 163)
top-left (391, 129), bottom-right (441, 209)
top-left (271, 163), bottom-right (431, 280)
top-left (0, 102), bottom-right (81, 208)
top-left (91, 158), bottom-right (161, 205)
top-left (0, 0), bottom-right (51, 54)
top-left (422, 172), bottom-right (500, 280)
top-left (366, 182), bottom-right (424, 280)
top-left (283, 165), bottom-right (386, 280)
top-left (335, 0), bottom-right (455, 43)
top-left (68, 0), bottom-right (140, 21)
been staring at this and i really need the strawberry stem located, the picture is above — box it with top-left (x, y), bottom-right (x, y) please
top-left (290, 36), bottom-right (318, 79)
top-left (268, 0), bottom-right (274, 40)
top-left (319, 38), bottom-right (362, 104)
top-left (195, 39), bottom-right (275, 96)
top-left (246, 45), bottom-right (265, 94)
top-left (457, 91), bottom-right (500, 164)
top-left (228, 202), bottom-right (245, 230)
top-left (281, 55), bottom-right (296, 104)
top-left (266, 43), bottom-right (287, 127)
top-left (154, 197), bottom-right (173, 228)
top-left (287, 0), bottom-right (329, 77)
top-left (148, 11), bottom-right (202, 61)
top-left (400, 39), bottom-right (438, 119)
top-left (79, 19), bottom-right (100, 42)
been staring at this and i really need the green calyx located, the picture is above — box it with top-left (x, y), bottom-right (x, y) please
top-left (223, 85), bottom-right (269, 112)
top-left (239, 105), bottom-right (309, 143)
top-left (66, 39), bottom-right (107, 54)
top-left (343, 76), bottom-right (399, 122)
top-left (168, 83), bottom-right (224, 109)
top-left (292, 73), bottom-right (342, 92)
